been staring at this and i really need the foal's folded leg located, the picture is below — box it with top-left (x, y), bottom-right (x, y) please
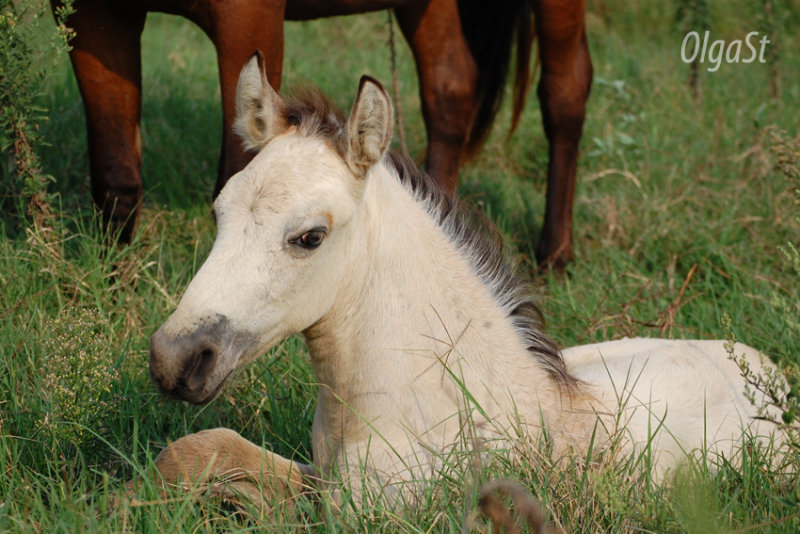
top-left (130, 428), bottom-right (315, 507)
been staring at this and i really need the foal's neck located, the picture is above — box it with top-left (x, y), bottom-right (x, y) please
top-left (304, 164), bottom-right (567, 440)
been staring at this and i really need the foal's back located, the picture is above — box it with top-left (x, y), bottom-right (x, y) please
top-left (562, 338), bottom-right (778, 475)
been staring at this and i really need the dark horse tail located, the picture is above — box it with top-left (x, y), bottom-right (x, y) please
top-left (457, 0), bottom-right (535, 157)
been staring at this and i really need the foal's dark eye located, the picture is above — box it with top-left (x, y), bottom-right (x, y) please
top-left (290, 228), bottom-right (326, 249)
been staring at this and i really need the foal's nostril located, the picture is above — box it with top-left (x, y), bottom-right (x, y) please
top-left (184, 345), bottom-right (219, 391)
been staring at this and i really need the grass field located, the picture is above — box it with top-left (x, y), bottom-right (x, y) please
top-left (1, 0), bottom-right (799, 531)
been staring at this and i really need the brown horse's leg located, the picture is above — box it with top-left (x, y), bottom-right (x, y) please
top-left (395, 0), bottom-right (478, 194)
top-left (55, 0), bottom-right (146, 242)
top-left (532, 0), bottom-right (592, 269)
top-left (186, 2), bottom-right (286, 197)
top-left (129, 428), bottom-right (314, 505)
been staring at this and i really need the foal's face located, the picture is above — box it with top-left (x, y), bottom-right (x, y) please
top-left (149, 54), bottom-right (393, 403)
top-left (150, 133), bottom-right (360, 403)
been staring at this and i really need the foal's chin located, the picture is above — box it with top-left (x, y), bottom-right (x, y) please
top-left (151, 368), bottom-right (233, 405)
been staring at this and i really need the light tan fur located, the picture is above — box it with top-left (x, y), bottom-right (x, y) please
top-left (148, 428), bottom-right (313, 504)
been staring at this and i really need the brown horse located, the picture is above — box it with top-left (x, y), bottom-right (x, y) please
top-left (52, 0), bottom-right (591, 267)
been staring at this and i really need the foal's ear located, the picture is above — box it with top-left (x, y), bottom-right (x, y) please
top-left (345, 76), bottom-right (393, 177)
top-left (234, 51), bottom-right (287, 152)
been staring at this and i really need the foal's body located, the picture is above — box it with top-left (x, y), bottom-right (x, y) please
top-left (146, 57), bottom-right (777, 506)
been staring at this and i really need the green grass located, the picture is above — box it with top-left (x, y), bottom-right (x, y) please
top-left (2, 0), bottom-right (800, 531)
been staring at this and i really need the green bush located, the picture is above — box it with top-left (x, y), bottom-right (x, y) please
top-left (0, 0), bottom-right (73, 230)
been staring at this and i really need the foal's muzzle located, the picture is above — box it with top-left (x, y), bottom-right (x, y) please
top-left (149, 314), bottom-right (235, 404)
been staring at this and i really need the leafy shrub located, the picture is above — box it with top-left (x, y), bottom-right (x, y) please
top-left (0, 0), bottom-right (74, 230)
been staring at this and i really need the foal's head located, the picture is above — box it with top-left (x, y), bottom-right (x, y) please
top-left (150, 54), bottom-right (393, 403)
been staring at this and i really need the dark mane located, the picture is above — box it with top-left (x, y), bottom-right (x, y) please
top-left (385, 151), bottom-right (575, 387)
top-left (280, 86), bottom-right (576, 387)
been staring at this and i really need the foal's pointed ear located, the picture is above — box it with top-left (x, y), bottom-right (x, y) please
top-left (234, 51), bottom-right (287, 152)
top-left (345, 76), bottom-right (393, 177)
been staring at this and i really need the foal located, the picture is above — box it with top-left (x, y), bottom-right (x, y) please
top-left (145, 55), bottom-right (779, 506)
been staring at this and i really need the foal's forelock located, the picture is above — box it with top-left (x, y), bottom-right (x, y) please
top-left (279, 88), bottom-right (349, 161)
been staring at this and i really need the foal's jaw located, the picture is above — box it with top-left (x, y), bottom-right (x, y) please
top-left (149, 303), bottom-right (299, 404)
